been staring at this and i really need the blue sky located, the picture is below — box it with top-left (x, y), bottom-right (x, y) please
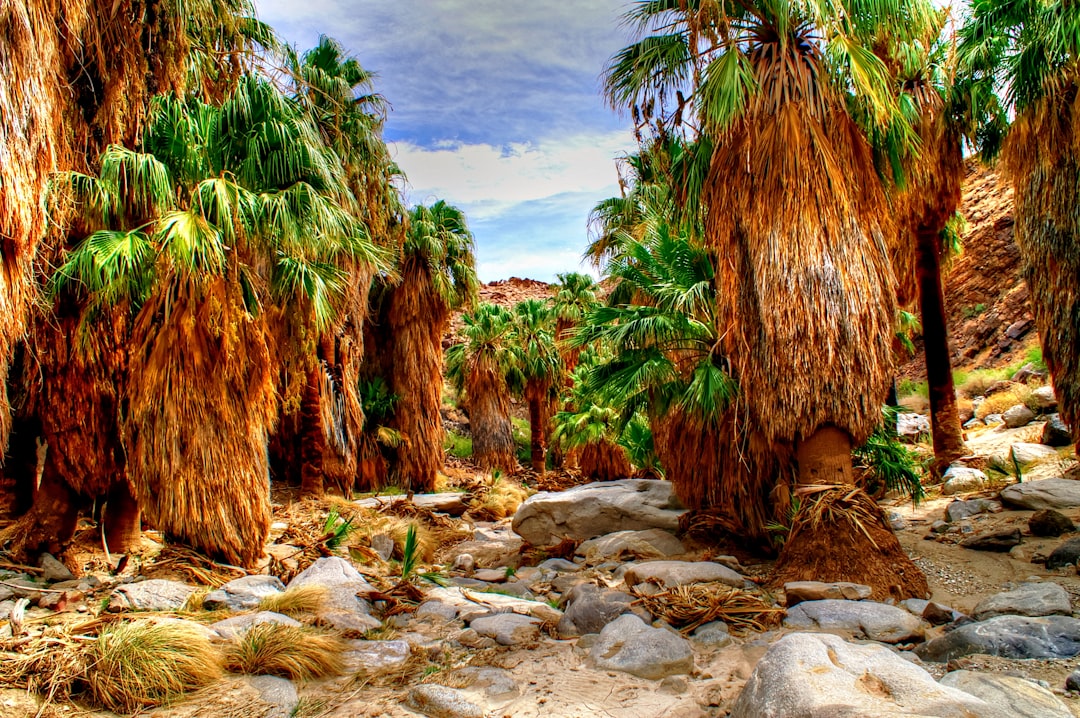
top-left (254, 0), bottom-right (638, 282)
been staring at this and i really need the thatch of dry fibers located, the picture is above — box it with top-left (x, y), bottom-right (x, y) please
top-left (465, 355), bottom-right (517, 473)
top-left (388, 258), bottom-right (452, 491)
top-left (578, 438), bottom-right (631, 482)
top-left (127, 279), bottom-right (274, 568)
top-left (1005, 95), bottom-right (1080, 443)
top-left (771, 487), bottom-right (929, 601)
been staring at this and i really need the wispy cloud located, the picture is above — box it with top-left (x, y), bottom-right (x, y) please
top-left (254, 0), bottom-right (637, 279)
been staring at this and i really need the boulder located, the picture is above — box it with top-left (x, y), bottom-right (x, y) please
top-left (588, 614), bottom-right (694, 680)
top-left (783, 581), bottom-right (872, 606)
top-left (916, 615), bottom-right (1080, 662)
top-left (576, 528), bottom-right (684, 563)
top-left (416, 600), bottom-right (460, 622)
top-left (204, 575), bottom-right (285, 612)
top-left (39, 554), bottom-right (75, 583)
top-left (730, 633), bottom-right (1008, 718)
top-left (405, 685), bottom-right (486, 718)
top-left (108, 579), bottom-right (195, 612)
top-left (782, 599), bottom-right (925, 644)
top-left (960, 529), bottom-right (1021, 552)
top-left (897, 413), bottom-right (930, 441)
top-left (1043, 414), bottom-right (1073, 447)
top-left (211, 611), bottom-right (301, 641)
top-left (945, 498), bottom-right (1001, 523)
top-left (454, 666), bottom-right (520, 708)
top-left (939, 670), bottom-right (1072, 718)
top-left (354, 493), bottom-right (468, 516)
top-left (1000, 478), bottom-right (1080, 511)
top-left (972, 582), bottom-right (1071, 620)
top-left (1003, 404), bottom-right (1036, 428)
top-left (557, 583), bottom-right (638, 637)
top-left (922, 602), bottom-right (959, 626)
top-left (343, 639), bottom-right (411, 674)
top-left (942, 467), bottom-right (989, 496)
top-left (286, 557), bottom-right (379, 634)
top-left (537, 558), bottom-right (580, 572)
top-left (1066, 669), bottom-right (1080, 692)
top-left (1013, 363), bottom-right (1047, 384)
top-left (511, 479), bottom-right (685, 546)
top-left (992, 443), bottom-right (1059, 465)
top-left (691, 621), bottom-right (732, 648)
top-left (1029, 385), bottom-right (1058, 412)
top-left (623, 560), bottom-right (744, 590)
top-left (238, 676), bottom-right (298, 718)
top-left (469, 613), bottom-right (542, 646)
top-left (1029, 509), bottom-right (1075, 537)
top-left (1046, 536), bottom-right (1080, 569)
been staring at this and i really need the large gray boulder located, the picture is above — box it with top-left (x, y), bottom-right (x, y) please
top-left (588, 614), bottom-right (694, 680)
top-left (971, 582), bottom-right (1071, 621)
top-left (939, 670), bottom-right (1072, 718)
top-left (992, 443), bottom-right (1059, 465)
top-left (287, 557), bottom-right (379, 634)
top-left (511, 479), bottom-right (684, 546)
top-left (108, 579), bottom-right (195, 612)
top-left (343, 639), bottom-right (412, 674)
top-left (1003, 404), bottom-right (1036, 428)
top-left (576, 528), bottom-right (684, 563)
top-left (916, 615), bottom-right (1080, 662)
top-left (623, 560), bottom-right (744, 590)
top-left (783, 599), bottom-right (925, 643)
top-left (730, 633), bottom-right (1008, 718)
top-left (1000, 478), bottom-right (1080, 510)
top-left (211, 611), bottom-right (301, 641)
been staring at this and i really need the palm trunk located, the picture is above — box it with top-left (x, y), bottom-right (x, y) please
top-left (579, 440), bottom-right (631, 482)
top-left (916, 227), bottom-right (967, 472)
top-left (103, 480), bottom-right (142, 554)
top-left (527, 384), bottom-right (547, 474)
top-left (300, 363), bottom-right (325, 498)
top-left (2, 463), bottom-right (81, 559)
top-left (794, 425), bottom-right (854, 485)
top-left (469, 360), bottom-right (516, 474)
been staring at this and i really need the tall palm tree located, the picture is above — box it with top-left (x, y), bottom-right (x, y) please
top-left (509, 299), bottom-right (563, 473)
top-left (604, 0), bottom-right (933, 596)
top-left (958, 0), bottom-right (1080, 450)
top-left (551, 363), bottom-right (635, 482)
top-left (550, 273), bottom-right (598, 375)
top-left (0, 0), bottom-right (268, 557)
top-left (44, 77), bottom-right (380, 567)
top-left (447, 303), bottom-right (519, 474)
top-left (383, 200), bottom-right (478, 491)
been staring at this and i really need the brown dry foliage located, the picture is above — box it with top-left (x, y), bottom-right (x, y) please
top-left (223, 623), bottom-right (347, 680)
top-left (633, 583), bottom-right (784, 634)
top-left (577, 439), bottom-right (632, 482)
top-left (771, 487), bottom-right (929, 601)
top-left (464, 357), bottom-right (517, 474)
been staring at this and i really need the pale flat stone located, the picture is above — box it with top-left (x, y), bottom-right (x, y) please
top-left (940, 670), bottom-right (1071, 718)
top-left (972, 582), bottom-right (1071, 621)
top-left (588, 614), bottom-right (694, 680)
top-left (108, 579), bottom-right (195, 612)
top-left (783, 581), bottom-right (871, 606)
top-left (469, 613), bottom-right (542, 646)
top-left (1000, 478), bottom-right (1080, 510)
top-left (783, 599), bottom-right (925, 643)
top-left (576, 528), bottom-right (685, 563)
top-left (624, 560), bottom-right (744, 589)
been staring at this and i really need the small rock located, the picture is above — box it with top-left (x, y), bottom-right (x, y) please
top-left (469, 613), bottom-right (542, 646)
top-left (472, 568), bottom-right (508, 583)
top-left (993, 442), bottom-right (1059, 465)
top-left (972, 582), bottom-right (1072, 620)
top-left (942, 466), bottom-right (989, 496)
top-left (537, 558), bottom-right (580, 572)
top-left (405, 684), bottom-right (485, 718)
top-left (1029, 385), bottom-right (1059, 412)
top-left (922, 602), bottom-right (956, 626)
top-left (946, 498), bottom-right (1001, 523)
top-left (897, 413), bottom-right (930, 441)
top-left (1047, 536), bottom-right (1080, 569)
top-left (576, 528), bottom-right (685, 563)
top-left (108, 579), bottom-right (195, 612)
top-left (623, 560), bottom-right (744, 590)
top-left (452, 553), bottom-right (475, 574)
top-left (963, 417), bottom-right (984, 429)
top-left (211, 611), bottom-right (301, 641)
top-left (1013, 362), bottom-right (1047, 383)
top-left (204, 575), bottom-right (285, 612)
top-left (931, 520), bottom-right (950, 534)
top-left (1003, 404), bottom-right (1036, 428)
top-left (557, 583), bottom-right (637, 637)
top-left (1066, 669), bottom-right (1080, 692)
top-left (691, 621), bottom-right (732, 648)
top-left (240, 675), bottom-right (298, 718)
top-left (783, 581), bottom-right (872, 606)
top-left (1002, 479), bottom-right (1080, 511)
top-left (887, 511), bottom-right (907, 531)
top-left (916, 615), bottom-right (1080, 661)
top-left (939, 670), bottom-right (1072, 718)
top-left (660, 675), bottom-right (689, 694)
top-left (900, 598), bottom-right (928, 616)
top-left (984, 413), bottom-right (1004, 425)
top-left (783, 599), bottom-right (925, 643)
top-left (454, 666), bottom-right (520, 707)
top-left (960, 528), bottom-right (1022, 552)
top-left (343, 639), bottom-right (411, 674)
top-left (39, 554), bottom-right (75, 582)
top-left (588, 614), bottom-right (694, 679)
top-left (1030, 509), bottom-right (1075, 537)
top-left (1042, 414), bottom-right (1073, 447)
top-left (371, 534), bottom-right (395, 561)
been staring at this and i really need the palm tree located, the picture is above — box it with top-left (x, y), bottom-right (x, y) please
top-left (509, 299), bottom-right (563, 473)
top-left (550, 273), bottom-right (599, 374)
top-left (383, 200), bottom-right (478, 491)
top-left (0, 0), bottom-right (268, 557)
top-left (604, 0), bottom-right (933, 596)
top-left (447, 303), bottom-right (519, 474)
top-left (958, 0), bottom-right (1080, 450)
top-left (43, 77), bottom-right (380, 567)
top-left (551, 362), bottom-right (635, 482)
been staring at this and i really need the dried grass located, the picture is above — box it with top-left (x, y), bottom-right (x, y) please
top-left (976, 386), bottom-right (1033, 419)
top-left (467, 474), bottom-right (530, 521)
top-left (257, 585), bottom-right (328, 617)
top-left (144, 543), bottom-right (248, 588)
top-left (633, 584), bottom-right (783, 634)
top-left (223, 623), bottom-right (347, 680)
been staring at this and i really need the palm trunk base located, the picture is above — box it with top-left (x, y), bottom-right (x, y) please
top-left (0, 467), bottom-right (81, 560)
top-left (103, 480), bottom-right (142, 554)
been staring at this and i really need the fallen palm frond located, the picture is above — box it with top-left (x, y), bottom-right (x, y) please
top-left (223, 623), bottom-right (347, 680)
top-left (86, 619), bottom-right (224, 712)
top-left (632, 583), bottom-right (783, 634)
top-left (143, 543), bottom-right (247, 587)
top-left (257, 585), bottom-right (328, 617)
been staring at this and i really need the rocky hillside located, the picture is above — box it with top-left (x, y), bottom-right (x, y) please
top-left (902, 164), bottom-right (1037, 378)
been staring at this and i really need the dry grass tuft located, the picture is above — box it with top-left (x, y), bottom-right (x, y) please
top-left (224, 623), bottom-right (347, 680)
top-left (86, 619), bottom-right (223, 712)
top-left (469, 473), bottom-right (530, 521)
top-left (145, 543), bottom-right (247, 587)
top-left (976, 385), bottom-right (1033, 419)
top-left (633, 584), bottom-right (784, 634)
top-left (258, 585), bottom-right (328, 617)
